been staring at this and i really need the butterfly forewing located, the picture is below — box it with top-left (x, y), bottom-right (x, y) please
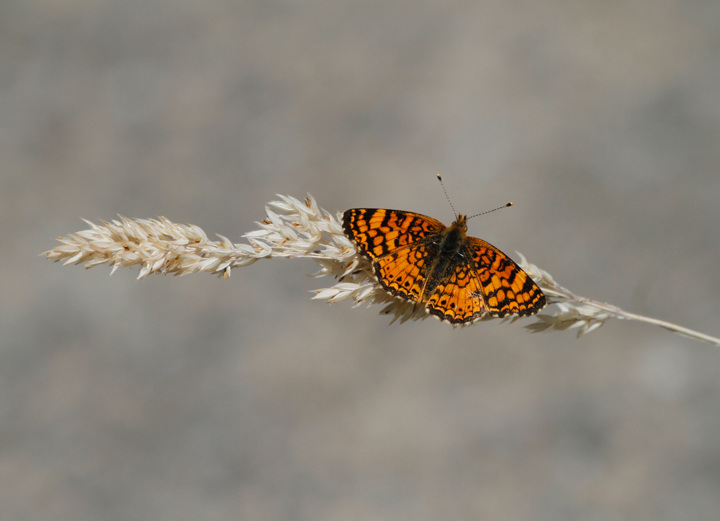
top-left (342, 209), bottom-right (445, 260)
top-left (465, 237), bottom-right (546, 317)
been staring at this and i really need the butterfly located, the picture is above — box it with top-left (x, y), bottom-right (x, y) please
top-left (342, 208), bottom-right (546, 324)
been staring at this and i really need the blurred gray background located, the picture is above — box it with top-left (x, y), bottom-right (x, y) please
top-left (4, 0), bottom-right (720, 519)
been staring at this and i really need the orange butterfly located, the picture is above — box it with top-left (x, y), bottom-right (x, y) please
top-left (343, 208), bottom-right (546, 324)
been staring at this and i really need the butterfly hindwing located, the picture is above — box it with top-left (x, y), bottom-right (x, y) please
top-left (372, 238), bottom-right (438, 302)
top-left (425, 261), bottom-right (486, 324)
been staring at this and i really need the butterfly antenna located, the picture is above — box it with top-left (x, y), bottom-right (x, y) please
top-left (466, 202), bottom-right (514, 221)
top-left (436, 174), bottom-right (457, 219)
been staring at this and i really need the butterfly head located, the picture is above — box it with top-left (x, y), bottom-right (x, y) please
top-left (451, 214), bottom-right (469, 233)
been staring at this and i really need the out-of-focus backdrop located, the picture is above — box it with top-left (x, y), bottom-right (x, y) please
top-left (4, 1), bottom-right (720, 519)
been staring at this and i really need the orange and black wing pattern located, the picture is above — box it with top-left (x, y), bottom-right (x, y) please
top-left (465, 237), bottom-right (546, 318)
top-left (343, 209), bottom-right (445, 303)
top-left (342, 209), bottom-right (445, 260)
top-left (371, 239), bottom-right (437, 302)
top-left (424, 261), bottom-right (487, 324)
